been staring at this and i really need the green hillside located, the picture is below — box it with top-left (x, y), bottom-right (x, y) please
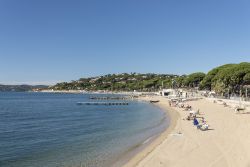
top-left (51, 62), bottom-right (250, 94)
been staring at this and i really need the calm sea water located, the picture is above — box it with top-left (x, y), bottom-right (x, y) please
top-left (0, 92), bottom-right (169, 167)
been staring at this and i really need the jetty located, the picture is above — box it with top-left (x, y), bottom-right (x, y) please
top-left (77, 102), bottom-right (129, 105)
top-left (89, 96), bottom-right (134, 100)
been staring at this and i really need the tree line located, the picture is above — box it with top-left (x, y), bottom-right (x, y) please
top-left (51, 62), bottom-right (250, 95)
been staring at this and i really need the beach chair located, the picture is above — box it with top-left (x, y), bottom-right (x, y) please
top-left (234, 106), bottom-right (246, 113)
top-left (193, 118), bottom-right (199, 127)
top-left (193, 118), bottom-right (209, 131)
top-left (198, 124), bottom-right (209, 131)
top-left (190, 109), bottom-right (199, 115)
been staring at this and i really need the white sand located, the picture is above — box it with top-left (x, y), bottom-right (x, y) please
top-left (124, 96), bottom-right (250, 167)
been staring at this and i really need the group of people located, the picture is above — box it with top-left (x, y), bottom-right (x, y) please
top-left (169, 100), bottom-right (192, 110)
top-left (169, 99), bottom-right (209, 131)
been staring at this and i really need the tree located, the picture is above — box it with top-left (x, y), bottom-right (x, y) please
top-left (184, 72), bottom-right (206, 88)
top-left (199, 64), bottom-right (235, 90)
top-left (175, 75), bottom-right (186, 88)
top-left (199, 62), bottom-right (250, 94)
top-left (243, 73), bottom-right (250, 85)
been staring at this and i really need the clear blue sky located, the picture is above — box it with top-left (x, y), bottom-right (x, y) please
top-left (0, 0), bottom-right (249, 85)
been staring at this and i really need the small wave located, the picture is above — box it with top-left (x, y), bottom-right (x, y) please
top-left (142, 136), bottom-right (154, 145)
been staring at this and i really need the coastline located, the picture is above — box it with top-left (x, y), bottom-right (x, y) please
top-left (37, 89), bottom-right (141, 94)
top-left (31, 91), bottom-right (250, 167)
top-left (123, 96), bottom-right (180, 167)
top-left (125, 97), bottom-right (250, 167)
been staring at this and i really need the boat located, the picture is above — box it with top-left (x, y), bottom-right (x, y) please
top-left (150, 100), bottom-right (160, 103)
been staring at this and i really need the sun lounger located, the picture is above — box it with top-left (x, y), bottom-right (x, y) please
top-left (235, 106), bottom-right (246, 113)
top-left (198, 124), bottom-right (209, 131)
top-left (190, 109), bottom-right (200, 115)
top-left (193, 118), bottom-right (209, 131)
top-left (193, 118), bottom-right (199, 126)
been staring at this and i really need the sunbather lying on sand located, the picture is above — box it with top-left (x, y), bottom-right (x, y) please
top-left (178, 103), bottom-right (185, 108)
top-left (184, 113), bottom-right (195, 121)
top-left (184, 104), bottom-right (192, 111)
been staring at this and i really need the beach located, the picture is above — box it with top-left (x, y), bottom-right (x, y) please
top-left (125, 96), bottom-right (250, 167)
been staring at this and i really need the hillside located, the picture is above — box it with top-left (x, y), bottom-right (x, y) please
top-left (51, 73), bottom-right (181, 92)
top-left (51, 62), bottom-right (250, 95)
top-left (0, 85), bottom-right (48, 92)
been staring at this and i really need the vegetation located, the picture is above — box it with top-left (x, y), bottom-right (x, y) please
top-left (0, 85), bottom-right (48, 92)
top-left (50, 62), bottom-right (250, 95)
top-left (1, 63), bottom-right (248, 94)
top-left (199, 62), bottom-right (250, 94)
top-left (52, 73), bottom-right (180, 92)
top-left (51, 72), bottom-right (206, 92)
top-left (183, 72), bottom-right (206, 88)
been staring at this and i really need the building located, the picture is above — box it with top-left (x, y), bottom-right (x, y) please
top-left (159, 89), bottom-right (177, 97)
top-left (159, 89), bottom-right (188, 98)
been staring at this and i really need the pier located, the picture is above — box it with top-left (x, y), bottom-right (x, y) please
top-left (89, 96), bottom-right (134, 100)
top-left (77, 102), bottom-right (129, 105)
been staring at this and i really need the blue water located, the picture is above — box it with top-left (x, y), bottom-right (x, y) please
top-left (0, 92), bottom-right (169, 167)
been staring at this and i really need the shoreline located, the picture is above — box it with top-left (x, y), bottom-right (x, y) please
top-left (123, 96), bottom-right (180, 167)
top-left (126, 97), bottom-right (250, 167)
top-left (25, 91), bottom-right (250, 166)
top-left (36, 89), bottom-right (143, 94)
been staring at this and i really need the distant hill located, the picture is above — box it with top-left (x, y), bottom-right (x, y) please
top-left (50, 62), bottom-right (250, 94)
top-left (0, 84), bottom-right (49, 92)
top-left (51, 73), bottom-right (182, 92)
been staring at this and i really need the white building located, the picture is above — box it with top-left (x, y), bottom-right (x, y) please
top-left (159, 89), bottom-right (176, 97)
top-left (159, 89), bottom-right (188, 98)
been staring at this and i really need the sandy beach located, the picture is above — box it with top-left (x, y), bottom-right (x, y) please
top-left (124, 96), bottom-right (250, 167)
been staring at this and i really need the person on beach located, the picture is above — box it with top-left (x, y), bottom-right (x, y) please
top-left (193, 116), bottom-right (199, 126)
top-left (201, 117), bottom-right (206, 124)
top-left (185, 113), bottom-right (194, 121)
top-left (184, 104), bottom-right (192, 111)
top-left (193, 116), bottom-right (209, 131)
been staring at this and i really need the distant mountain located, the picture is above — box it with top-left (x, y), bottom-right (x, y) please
top-left (0, 84), bottom-right (49, 92)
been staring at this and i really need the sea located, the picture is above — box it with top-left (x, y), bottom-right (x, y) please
top-left (0, 92), bottom-right (169, 167)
